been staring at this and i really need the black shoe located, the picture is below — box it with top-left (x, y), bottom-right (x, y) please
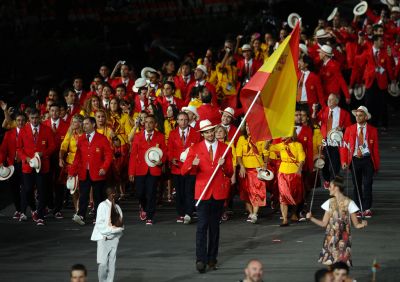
top-left (208, 260), bottom-right (218, 270)
top-left (196, 261), bottom-right (206, 273)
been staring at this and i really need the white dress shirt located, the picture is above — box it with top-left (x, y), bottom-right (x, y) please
top-left (86, 131), bottom-right (95, 143)
top-left (300, 70), bottom-right (310, 101)
top-left (329, 106), bottom-right (340, 130)
top-left (91, 199), bottom-right (124, 241)
top-left (145, 130), bottom-right (154, 141)
top-left (31, 124), bottom-right (40, 134)
top-left (353, 123), bottom-right (370, 156)
top-left (51, 118), bottom-right (60, 129)
top-left (205, 140), bottom-right (218, 160)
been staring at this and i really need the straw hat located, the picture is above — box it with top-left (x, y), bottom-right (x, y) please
top-left (314, 158), bottom-right (325, 169)
top-left (29, 152), bottom-right (41, 173)
top-left (219, 107), bottom-right (235, 118)
top-left (66, 175), bottom-right (79, 195)
top-left (198, 119), bottom-right (217, 132)
top-left (353, 84), bottom-right (366, 100)
top-left (141, 67), bottom-right (157, 79)
top-left (352, 106), bottom-right (371, 120)
top-left (241, 44), bottom-right (252, 52)
top-left (299, 43), bottom-right (308, 55)
top-left (196, 64), bottom-right (208, 76)
top-left (180, 147), bottom-right (190, 163)
top-left (327, 129), bottom-right (343, 143)
top-left (327, 7), bottom-right (338, 21)
top-left (388, 81), bottom-right (400, 97)
top-left (182, 105), bottom-right (199, 120)
top-left (287, 13), bottom-right (301, 29)
top-left (145, 147), bottom-right (163, 167)
top-left (0, 165), bottom-right (14, 181)
top-left (132, 77), bottom-right (148, 92)
top-left (318, 45), bottom-right (333, 57)
top-left (256, 167), bottom-right (274, 181)
top-left (315, 29), bottom-right (331, 39)
top-left (353, 1), bottom-right (368, 16)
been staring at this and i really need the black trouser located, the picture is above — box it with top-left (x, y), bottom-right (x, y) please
top-left (196, 198), bottom-right (224, 264)
top-left (8, 162), bottom-right (23, 212)
top-left (173, 174), bottom-right (195, 217)
top-left (365, 81), bottom-right (388, 128)
top-left (351, 156), bottom-right (374, 211)
top-left (78, 171), bottom-right (106, 219)
top-left (135, 173), bottom-right (159, 220)
top-left (22, 172), bottom-right (47, 219)
top-left (322, 146), bottom-right (341, 182)
top-left (46, 154), bottom-right (64, 213)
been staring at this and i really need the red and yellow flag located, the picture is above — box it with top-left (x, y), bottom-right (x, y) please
top-left (240, 21), bottom-right (300, 141)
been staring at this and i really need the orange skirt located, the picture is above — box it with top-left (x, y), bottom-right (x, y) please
top-left (277, 172), bottom-right (303, 205)
top-left (239, 168), bottom-right (266, 207)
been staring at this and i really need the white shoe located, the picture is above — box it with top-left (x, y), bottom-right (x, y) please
top-left (183, 214), bottom-right (191, 224)
top-left (250, 214), bottom-right (258, 224)
top-left (72, 214), bottom-right (85, 226)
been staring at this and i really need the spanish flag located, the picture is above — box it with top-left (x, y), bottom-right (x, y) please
top-left (240, 21), bottom-right (300, 141)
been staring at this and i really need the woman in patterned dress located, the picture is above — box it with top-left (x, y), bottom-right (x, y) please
top-left (306, 176), bottom-right (368, 266)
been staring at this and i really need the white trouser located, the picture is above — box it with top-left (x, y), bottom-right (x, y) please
top-left (97, 238), bottom-right (119, 282)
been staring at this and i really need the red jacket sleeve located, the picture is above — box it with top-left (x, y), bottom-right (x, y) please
top-left (340, 127), bottom-right (351, 167)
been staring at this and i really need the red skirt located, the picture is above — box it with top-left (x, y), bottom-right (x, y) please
top-left (239, 168), bottom-right (266, 207)
top-left (277, 172), bottom-right (303, 205)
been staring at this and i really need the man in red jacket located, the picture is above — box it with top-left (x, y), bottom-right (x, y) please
top-left (312, 94), bottom-right (352, 188)
top-left (318, 45), bottom-right (351, 105)
top-left (181, 119), bottom-right (233, 273)
top-left (341, 106), bottom-right (380, 219)
top-left (197, 87), bottom-right (221, 125)
top-left (0, 112), bottom-right (26, 220)
top-left (42, 103), bottom-right (69, 219)
top-left (73, 76), bottom-right (88, 106)
top-left (237, 44), bottom-right (263, 88)
top-left (185, 65), bottom-right (217, 106)
top-left (63, 88), bottom-right (81, 124)
top-left (128, 115), bottom-right (167, 225)
top-left (174, 61), bottom-right (195, 101)
top-left (350, 34), bottom-right (395, 129)
top-left (168, 112), bottom-right (201, 224)
top-left (69, 117), bottom-right (113, 225)
top-left (220, 107), bottom-right (240, 145)
top-left (17, 109), bottom-right (56, 226)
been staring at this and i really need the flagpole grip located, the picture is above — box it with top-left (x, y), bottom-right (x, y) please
top-left (195, 90), bottom-right (262, 207)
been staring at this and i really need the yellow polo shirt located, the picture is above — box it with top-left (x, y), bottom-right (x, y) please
top-left (236, 136), bottom-right (268, 168)
top-left (269, 141), bottom-right (305, 174)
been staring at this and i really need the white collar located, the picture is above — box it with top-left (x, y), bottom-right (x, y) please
top-left (30, 124), bottom-right (40, 132)
top-left (51, 118), bottom-right (60, 127)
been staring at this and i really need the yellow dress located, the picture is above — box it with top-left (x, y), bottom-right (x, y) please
top-left (215, 63), bottom-right (238, 98)
top-left (268, 141), bottom-right (305, 174)
top-left (155, 88), bottom-right (182, 100)
top-left (164, 119), bottom-right (176, 144)
top-left (79, 110), bottom-right (95, 118)
top-left (109, 112), bottom-right (133, 145)
top-left (236, 136), bottom-right (268, 169)
top-left (313, 125), bottom-right (323, 159)
top-left (60, 131), bottom-right (81, 165)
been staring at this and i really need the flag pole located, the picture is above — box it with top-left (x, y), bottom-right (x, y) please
top-left (195, 90), bottom-right (262, 207)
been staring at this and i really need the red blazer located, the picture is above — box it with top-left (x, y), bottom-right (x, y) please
top-left (340, 123), bottom-right (380, 171)
top-left (0, 128), bottom-right (19, 165)
top-left (181, 140), bottom-right (233, 200)
top-left (128, 130), bottom-right (167, 176)
top-left (134, 96), bottom-right (149, 114)
top-left (317, 107), bottom-right (352, 139)
top-left (156, 96), bottom-right (184, 116)
top-left (111, 77), bottom-right (134, 95)
top-left (225, 124), bottom-right (240, 145)
top-left (350, 47), bottom-right (395, 90)
top-left (237, 58), bottom-right (263, 83)
top-left (319, 59), bottom-right (350, 101)
top-left (174, 75), bottom-right (195, 101)
top-left (197, 104), bottom-right (221, 125)
top-left (303, 71), bottom-right (326, 108)
top-left (185, 81), bottom-right (217, 106)
top-left (297, 126), bottom-right (314, 172)
top-left (69, 132), bottom-right (113, 181)
top-left (75, 91), bottom-right (88, 106)
top-left (64, 104), bottom-right (81, 124)
top-left (167, 127), bottom-right (201, 175)
top-left (42, 119), bottom-right (69, 148)
top-left (17, 124), bottom-right (56, 174)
